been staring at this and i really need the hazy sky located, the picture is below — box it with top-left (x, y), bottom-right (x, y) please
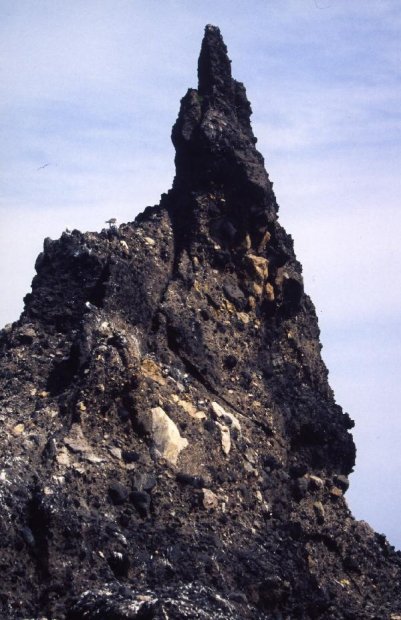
top-left (1, 1), bottom-right (401, 547)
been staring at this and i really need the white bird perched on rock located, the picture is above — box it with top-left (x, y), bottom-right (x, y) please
top-left (105, 218), bottom-right (117, 227)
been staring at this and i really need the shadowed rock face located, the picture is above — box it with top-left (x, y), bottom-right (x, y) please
top-left (0, 24), bottom-right (400, 620)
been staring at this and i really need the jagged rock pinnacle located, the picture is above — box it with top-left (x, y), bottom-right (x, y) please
top-left (172, 25), bottom-right (260, 188)
top-left (198, 25), bottom-right (233, 100)
top-left (170, 26), bottom-right (278, 261)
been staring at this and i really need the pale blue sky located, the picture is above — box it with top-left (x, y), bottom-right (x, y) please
top-left (1, 1), bottom-right (401, 547)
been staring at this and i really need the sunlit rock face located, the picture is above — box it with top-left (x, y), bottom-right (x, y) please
top-left (0, 24), bottom-right (400, 620)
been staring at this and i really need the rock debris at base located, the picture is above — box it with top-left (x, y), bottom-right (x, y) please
top-left (0, 24), bottom-right (401, 619)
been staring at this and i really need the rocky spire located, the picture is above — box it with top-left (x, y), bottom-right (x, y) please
top-left (197, 24), bottom-right (233, 101)
top-left (172, 25), bottom-right (265, 184)
top-left (170, 25), bottom-right (278, 262)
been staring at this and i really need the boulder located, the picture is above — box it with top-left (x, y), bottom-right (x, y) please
top-left (146, 406), bottom-right (189, 465)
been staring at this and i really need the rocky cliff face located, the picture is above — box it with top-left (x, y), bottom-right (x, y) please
top-left (1, 25), bottom-right (400, 619)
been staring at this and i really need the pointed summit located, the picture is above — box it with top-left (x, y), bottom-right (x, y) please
top-left (198, 25), bottom-right (233, 100)
top-left (170, 26), bottom-right (277, 258)
top-left (171, 26), bottom-right (271, 196)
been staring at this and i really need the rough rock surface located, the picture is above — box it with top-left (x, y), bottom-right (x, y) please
top-left (1, 25), bottom-right (401, 619)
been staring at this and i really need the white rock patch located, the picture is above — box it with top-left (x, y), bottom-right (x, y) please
top-left (148, 407), bottom-right (188, 465)
top-left (211, 401), bottom-right (241, 432)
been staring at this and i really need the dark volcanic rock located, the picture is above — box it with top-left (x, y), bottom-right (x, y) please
top-left (0, 24), bottom-right (401, 619)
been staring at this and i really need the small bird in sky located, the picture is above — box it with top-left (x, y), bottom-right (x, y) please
top-left (37, 163), bottom-right (50, 171)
